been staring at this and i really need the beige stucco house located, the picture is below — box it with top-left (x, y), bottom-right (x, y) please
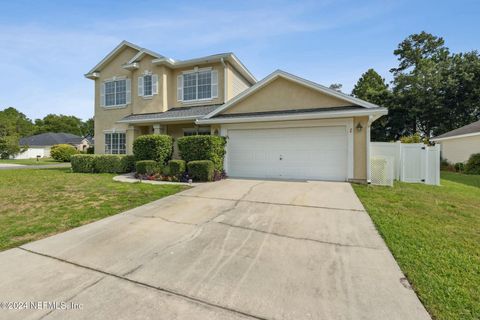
top-left (431, 120), bottom-right (480, 163)
top-left (85, 41), bottom-right (387, 182)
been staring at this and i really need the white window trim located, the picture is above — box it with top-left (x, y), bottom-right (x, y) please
top-left (103, 131), bottom-right (127, 155)
top-left (179, 67), bottom-right (217, 103)
top-left (102, 76), bottom-right (130, 108)
top-left (138, 72), bottom-right (158, 99)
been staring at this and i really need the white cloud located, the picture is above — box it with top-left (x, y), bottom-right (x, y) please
top-left (0, 0), bottom-right (396, 120)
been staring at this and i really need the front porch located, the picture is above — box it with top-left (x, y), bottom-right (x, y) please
top-left (126, 122), bottom-right (215, 158)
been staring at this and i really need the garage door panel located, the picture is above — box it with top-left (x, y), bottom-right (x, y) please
top-left (227, 126), bottom-right (348, 181)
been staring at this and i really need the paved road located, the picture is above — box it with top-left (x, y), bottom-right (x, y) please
top-left (0, 179), bottom-right (431, 320)
top-left (0, 163), bottom-right (71, 170)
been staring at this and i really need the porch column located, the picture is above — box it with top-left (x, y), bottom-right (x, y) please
top-left (153, 124), bottom-right (165, 134)
top-left (126, 125), bottom-right (140, 155)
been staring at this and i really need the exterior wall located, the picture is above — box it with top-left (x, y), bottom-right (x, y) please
top-left (438, 135), bottom-right (480, 163)
top-left (353, 116), bottom-right (368, 180)
top-left (14, 147), bottom-right (50, 159)
top-left (94, 46), bottom-right (138, 154)
top-left (226, 62), bottom-right (250, 100)
top-left (168, 62), bottom-right (226, 108)
top-left (223, 77), bottom-right (351, 115)
top-left (131, 55), bottom-right (167, 114)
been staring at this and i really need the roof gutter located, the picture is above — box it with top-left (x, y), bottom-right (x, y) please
top-left (195, 108), bottom-right (388, 125)
top-left (431, 131), bottom-right (480, 142)
top-left (117, 115), bottom-right (199, 124)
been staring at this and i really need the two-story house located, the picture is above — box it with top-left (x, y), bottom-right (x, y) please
top-left (85, 41), bottom-right (387, 182)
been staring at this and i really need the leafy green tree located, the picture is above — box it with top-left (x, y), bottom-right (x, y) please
top-left (390, 32), bottom-right (449, 137)
top-left (351, 69), bottom-right (395, 141)
top-left (35, 114), bottom-right (83, 136)
top-left (0, 107), bottom-right (35, 138)
top-left (438, 51), bottom-right (480, 135)
top-left (328, 83), bottom-right (343, 92)
top-left (80, 118), bottom-right (94, 137)
top-left (0, 135), bottom-right (20, 159)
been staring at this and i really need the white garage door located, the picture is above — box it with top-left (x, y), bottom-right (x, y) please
top-left (227, 126), bottom-right (348, 181)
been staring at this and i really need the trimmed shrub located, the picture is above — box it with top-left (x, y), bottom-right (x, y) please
top-left (133, 134), bottom-right (173, 164)
top-left (93, 155), bottom-right (125, 173)
top-left (71, 154), bottom-right (135, 173)
top-left (168, 160), bottom-right (186, 176)
top-left (136, 160), bottom-right (160, 175)
top-left (187, 160), bottom-right (214, 182)
top-left (121, 155), bottom-right (136, 173)
top-left (177, 135), bottom-right (226, 171)
top-left (50, 144), bottom-right (78, 162)
top-left (71, 154), bottom-right (96, 173)
top-left (465, 153), bottom-right (480, 175)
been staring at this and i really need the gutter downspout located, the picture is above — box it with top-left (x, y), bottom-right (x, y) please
top-left (366, 115), bottom-right (374, 184)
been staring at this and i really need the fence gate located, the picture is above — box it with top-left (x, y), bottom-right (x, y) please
top-left (371, 142), bottom-right (440, 186)
top-left (401, 144), bottom-right (427, 183)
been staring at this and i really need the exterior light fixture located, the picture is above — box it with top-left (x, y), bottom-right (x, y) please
top-left (356, 123), bottom-right (363, 132)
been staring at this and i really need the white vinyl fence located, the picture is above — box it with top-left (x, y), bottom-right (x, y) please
top-left (371, 142), bottom-right (440, 186)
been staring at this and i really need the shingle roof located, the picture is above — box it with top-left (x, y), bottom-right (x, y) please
top-left (118, 104), bottom-right (222, 123)
top-left (211, 106), bottom-right (365, 119)
top-left (433, 119), bottom-right (480, 140)
top-left (19, 132), bottom-right (84, 147)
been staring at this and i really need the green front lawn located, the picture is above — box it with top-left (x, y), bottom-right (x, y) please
top-left (353, 172), bottom-right (480, 320)
top-left (0, 158), bottom-right (63, 165)
top-left (0, 168), bottom-right (186, 251)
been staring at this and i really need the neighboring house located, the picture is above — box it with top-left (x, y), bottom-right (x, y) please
top-left (85, 41), bottom-right (387, 182)
top-left (431, 119), bottom-right (480, 163)
top-left (16, 132), bottom-right (90, 159)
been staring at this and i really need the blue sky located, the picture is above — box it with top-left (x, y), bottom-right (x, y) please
top-left (0, 0), bottom-right (479, 121)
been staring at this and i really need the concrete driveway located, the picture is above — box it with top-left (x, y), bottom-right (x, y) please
top-left (0, 179), bottom-right (431, 320)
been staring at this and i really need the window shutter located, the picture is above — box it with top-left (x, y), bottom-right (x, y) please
top-left (211, 70), bottom-right (218, 98)
top-left (138, 76), bottom-right (144, 97)
top-left (100, 83), bottom-right (105, 107)
top-left (126, 78), bottom-right (131, 104)
top-left (177, 74), bottom-right (183, 101)
top-left (152, 74), bottom-right (158, 95)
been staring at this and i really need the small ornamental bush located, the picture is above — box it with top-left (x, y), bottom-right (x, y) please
top-left (133, 134), bottom-right (173, 164)
top-left (168, 160), bottom-right (186, 176)
top-left (187, 160), bottom-right (214, 182)
top-left (71, 154), bottom-right (135, 173)
top-left (135, 160), bottom-right (160, 175)
top-left (465, 153), bottom-right (480, 175)
top-left (71, 154), bottom-right (96, 173)
top-left (50, 144), bottom-right (78, 162)
top-left (177, 135), bottom-right (226, 171)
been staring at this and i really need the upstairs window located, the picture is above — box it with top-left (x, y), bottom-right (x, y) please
top-left (177, 69), bottom-right (218, 102)
top-left (138, 74), bottom-right (158, 97)
top-left (101, 78), bottom-right (131, 107)
top-left (105, 132), bottom-right (126, 154)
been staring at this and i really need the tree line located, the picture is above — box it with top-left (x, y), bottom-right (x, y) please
top-left (0, 107), bottom-right (93, 158)
top-left (351, 31), bottom-right (480, 141)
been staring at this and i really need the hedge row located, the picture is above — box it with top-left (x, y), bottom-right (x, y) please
top-left (71, 154), bottom-right (135, 173)
top-left (177, 135), bottom-right (226, 171)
